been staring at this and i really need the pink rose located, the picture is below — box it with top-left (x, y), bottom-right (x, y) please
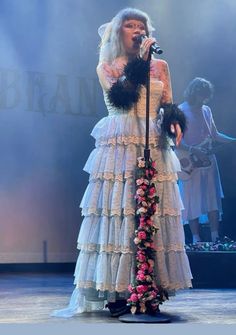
top-left (136, 196), bottom-right (146, 205)
top-left (139, 221), bottom-right (145, 228)
top-left (136, 273), bottom-right (146, 281)
top-left (138, 231), bottom-right (147, 240)
top-left (136, 285), bottom-right (148, 294)
top-left (136, 178), bottom-right (144, 186)
top-left (139, 218), bottom-right (146, 225)
top-left (140, 263), bottom-right (149, 271)
top-left (149, 187), bottom-right (156, 196)
top-left (146, 219), bottom-right (153, 225)
top-left (129, 293), bottom-right (138, 302)
top-left (137, 250), bottom-right (145, 255)
top-left (136, 253), bottom-right (146, 262)
top-left (150, 290), bottom-right (157, 298)
top-left (137, 293), bottom-right (143, 299)
top-left (137, 269), bottom-right (145, 275)
top-left (136, 189), bottom-right (145, 196)
top-left (139, 196), bottom-right (146, 202)
top-left (149, 170), bottom-right (154, 176)
top-left (128, 284), bottom-right (134, 293)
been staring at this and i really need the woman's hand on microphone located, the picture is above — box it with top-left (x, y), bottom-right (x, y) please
top-left (139, 37), bottom-right (157, 61)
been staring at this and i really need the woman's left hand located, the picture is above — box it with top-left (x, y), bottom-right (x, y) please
top-left (170, 123), bottom-right (183, 146)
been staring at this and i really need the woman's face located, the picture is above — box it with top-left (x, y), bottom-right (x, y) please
top-left (121, 19), bottom-right (147, 56)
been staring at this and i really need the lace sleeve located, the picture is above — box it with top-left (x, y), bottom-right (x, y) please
top-left (96, 62), bottom-right (118, 91)
top-left (159, 60), bottom-right (173, 105)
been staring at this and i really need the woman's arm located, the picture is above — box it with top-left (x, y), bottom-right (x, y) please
top-left (206, 106), bottom-right (236, 143)
top-left (96, 62), bottom-right (119, 91)
top-left (158, 60), bottom-right (173, 105)
top-left (102, 58), bottom-right (149, 110)
top-left (156, 60), bottom-right (184, 145)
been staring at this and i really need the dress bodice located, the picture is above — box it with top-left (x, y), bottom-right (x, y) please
top-left (104, 78), bottom-right (164, 119)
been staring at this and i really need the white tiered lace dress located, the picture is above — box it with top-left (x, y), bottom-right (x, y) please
top-left (52, 63), bottom-right (192, 318)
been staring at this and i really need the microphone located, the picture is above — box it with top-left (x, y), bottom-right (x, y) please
top-left (133, 35), bottom-right (163, 55)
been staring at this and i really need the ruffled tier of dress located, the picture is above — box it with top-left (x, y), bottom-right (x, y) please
top-left (80, 178), bottom-right (183, 217)
top-left (75, 214), bottom-right (192, 292)
top-left (88, 114), bottom-right (181, 177)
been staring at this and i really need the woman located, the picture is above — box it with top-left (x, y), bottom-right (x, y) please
top-left (177, 77), bottom-right (236, 244)
top-left (53, 7), bottom-right (192, 318)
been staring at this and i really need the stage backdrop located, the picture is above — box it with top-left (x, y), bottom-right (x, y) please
top-left (0, 0), bottom-right (236, 263)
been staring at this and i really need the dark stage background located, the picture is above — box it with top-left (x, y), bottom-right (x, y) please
top-left (0, 0), bottom-right (236, 263)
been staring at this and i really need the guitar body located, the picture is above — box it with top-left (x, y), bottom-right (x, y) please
top-left (176, 137), bottom-right (213, 181)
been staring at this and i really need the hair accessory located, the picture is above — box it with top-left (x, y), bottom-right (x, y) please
top-left (98, 21), bottom-right (112, 42)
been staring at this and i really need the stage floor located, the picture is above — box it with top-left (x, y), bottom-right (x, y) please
top-left (0, 273), bottom-right (236, 324)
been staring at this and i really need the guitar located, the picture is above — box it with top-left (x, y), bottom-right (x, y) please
top-left (176, 137), bottom-right (221, 181)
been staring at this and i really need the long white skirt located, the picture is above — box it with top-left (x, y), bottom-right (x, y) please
top-left (179, 155), bottom-right (224, 224)
top-left (52, 113), bottom-right (192, 318)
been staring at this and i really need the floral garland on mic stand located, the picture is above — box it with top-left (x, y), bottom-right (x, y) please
top-left (127, 157), bottom-right (168, 315)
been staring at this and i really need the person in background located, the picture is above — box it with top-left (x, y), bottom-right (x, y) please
top-left (52, 7), bottom-right (192, 318)
top-left (177, 77), bottom-right (236, 244)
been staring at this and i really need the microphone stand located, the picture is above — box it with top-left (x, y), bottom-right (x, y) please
top-left (119, 50), bottom-right (171, 323)
top-left (144, 51), bottom-right (151, 162)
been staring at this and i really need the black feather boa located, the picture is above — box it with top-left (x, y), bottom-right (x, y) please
top-left (124, 57), bottom-right (149, 86)
top-left (108, 79), bottom-right (140, 110)
top-left (108, 57), bottom-right (149, 110)
top-left (160, 103), bottom-right (187, 137)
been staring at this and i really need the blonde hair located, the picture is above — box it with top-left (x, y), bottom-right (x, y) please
top-left (98, 8), bottom-right (155, 63)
